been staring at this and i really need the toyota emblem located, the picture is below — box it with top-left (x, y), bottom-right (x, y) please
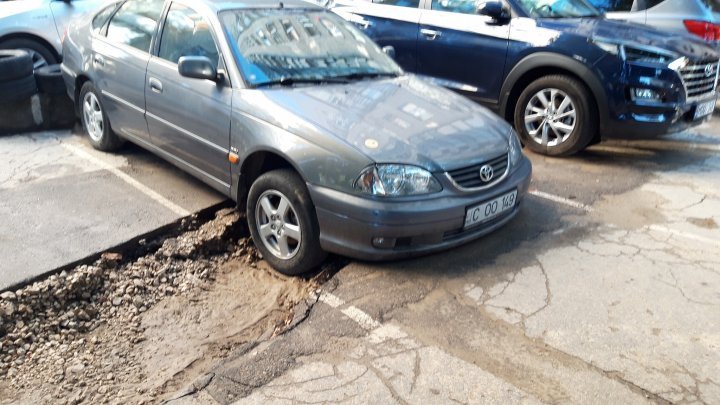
top-left (705, 64), bottom-right (716, 77)
top-left (479, 164), bottom-right (494, 182)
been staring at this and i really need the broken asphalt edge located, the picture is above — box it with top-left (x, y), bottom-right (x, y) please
top-left (1, 199), bottom-right (235, 294)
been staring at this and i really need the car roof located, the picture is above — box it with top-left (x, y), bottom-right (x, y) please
top-left (204, 0), bottom-right (324, 12)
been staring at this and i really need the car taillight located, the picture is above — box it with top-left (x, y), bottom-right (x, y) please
top-left (684, 20), bottom-right (720, 41)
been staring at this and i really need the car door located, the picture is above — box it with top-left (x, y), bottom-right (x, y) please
top-left (332, 0), bottom-right (422, 72)
top-left (92, 0), bottom-right (165, 143)
top-left (416, 0), bottom-right (511, 103)
top-left (145, 2), bottom-right (232, 193)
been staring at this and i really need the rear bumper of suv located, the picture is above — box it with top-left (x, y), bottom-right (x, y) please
top-left (308, 157), bottom-right (532, 261)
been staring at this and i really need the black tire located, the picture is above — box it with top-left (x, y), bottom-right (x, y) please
top-left (514, 75), bottom-right (597, 156)
top-left (0, 74), bottom-right (38, 103)
top-left (79, 81), bottom-right (124, 151)
top-left (35, 64), bottom-right (66, 95)
top-left (0, 38), bottom-right (57, 70)
top-left (0, 50), bottom-right (33, 81)
top-left (247, 169), bottom-right (326, 275)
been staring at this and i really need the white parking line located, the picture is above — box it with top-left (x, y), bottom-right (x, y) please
top-left (648, 225), bottom-right (720, 247)
top-left (528, 190), bottom-right (593, 212)
top-left (60, 143), bottom-right (190, 217)
top-left (320, 292), bottom-right (382, 331)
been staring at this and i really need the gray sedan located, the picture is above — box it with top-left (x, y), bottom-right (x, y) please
top-left (61, 0), bottom-right (532, 275)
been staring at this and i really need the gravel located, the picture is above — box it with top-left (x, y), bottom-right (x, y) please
top-left (0, 208), bottom-right (260, 404)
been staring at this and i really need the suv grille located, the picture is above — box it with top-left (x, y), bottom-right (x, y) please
top-left (679, 60), bottom-right (719, 101)
top-left (447, 154), bottom-right (508, 189)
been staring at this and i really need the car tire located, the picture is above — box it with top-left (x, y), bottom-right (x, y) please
top-left (514, 75), bottom-right (597, 156)
top-left (0, 50), bottom-right (34, 81)
top-left (247, 169), bottom-right (326, 275)
top-left (0, 38), bottom-right (57, 70)
top-left (0, 74), bottom-right (38, 103)
top-left (79, 81), bottom-right (124, 151)
top-left (35, 64), bottom-right (66, 95)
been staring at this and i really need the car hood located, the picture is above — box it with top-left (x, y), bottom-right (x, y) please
top-left (246, 76), bottom-right (512, 172)
top-left (539, 17), bottom-right (719, 60)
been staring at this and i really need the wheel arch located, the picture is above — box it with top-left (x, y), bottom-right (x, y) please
top-left (236, 150), bottom-right (302, 210)
top-left (0, 33), bottom-right (60, 63)
top-left (499, 52), bottom-right (608, 140)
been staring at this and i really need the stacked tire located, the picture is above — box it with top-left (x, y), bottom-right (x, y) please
top-left (0, 49), bottom-right (74, 135)
top-left (0, 50), bottom-right (37, 103)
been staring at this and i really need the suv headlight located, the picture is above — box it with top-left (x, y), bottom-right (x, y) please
top-left (354, 164), bottom-right (442, 196)
top-left (508, 131), bottom-right (523, 170)
top-left (593, 38), bottom-right (679, 65)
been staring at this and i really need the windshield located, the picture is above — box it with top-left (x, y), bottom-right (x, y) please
top-left (220, 9), bottom-right (402, 87)
top-left (515, 0), bottom-right (602, 18)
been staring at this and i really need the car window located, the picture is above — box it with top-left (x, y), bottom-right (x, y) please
top-left (158, 3), bottom-right (219, 66)
top-left (106, 0), bottom-right (165, 52)
top-left (92, 3), bottom-right (119, 32)
top-left (371, 0), bottom-right (421, 8)
top-left (431, 0), bottom-right (482, 14)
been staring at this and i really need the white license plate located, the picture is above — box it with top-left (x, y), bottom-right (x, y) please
top-left (464, 190), bottom-right (517, 228)
top-left (694, 99), bottom-right (716, 120)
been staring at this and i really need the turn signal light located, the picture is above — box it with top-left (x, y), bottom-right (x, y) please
top-left (684, 20), bottom-right (720, 41)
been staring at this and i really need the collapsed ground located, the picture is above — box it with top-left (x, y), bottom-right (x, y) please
top-left (0, 208), bottom-right (336, 404)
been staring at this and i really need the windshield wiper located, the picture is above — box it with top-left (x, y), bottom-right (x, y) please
top-left (254, 77), bottom-right (350, 88)
top-left (329, 72), bottom-right (400, 81)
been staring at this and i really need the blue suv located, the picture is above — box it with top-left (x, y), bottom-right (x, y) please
top-left (333, 0), bottom-right (720, 155)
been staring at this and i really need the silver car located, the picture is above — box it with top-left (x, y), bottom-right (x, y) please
top-left (596, 0), bottom-right (720, 41)
top-left (0, 0), bottom-right (108, 68)
top-left (61, 0), bottom-right (532, 275)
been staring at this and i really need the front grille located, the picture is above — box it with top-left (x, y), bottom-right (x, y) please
top-left (446, 154), bottom-right (508, 189)
top-left (679, 60), bottom-right (719, 101)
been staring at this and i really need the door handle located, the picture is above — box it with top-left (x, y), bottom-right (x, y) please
top-left (149, 77), bottom-right (163, 93)
top-left (348, 14), bottom-right (372, 29)
top-left (420, 28), bottom-right (442, 40)
top-left (93, 54), bottom-right (105, 66)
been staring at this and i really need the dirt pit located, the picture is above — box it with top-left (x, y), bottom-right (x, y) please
top-left (0, 208), bottom-right (323, 404)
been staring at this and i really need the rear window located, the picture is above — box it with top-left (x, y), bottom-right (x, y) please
top-left (703, 0), bottom-right (720, 12)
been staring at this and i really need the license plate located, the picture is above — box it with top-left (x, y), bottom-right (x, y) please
top-left (464, 190), bottom-right (517, 228)
top-left (694, 99), bottom-right (716, 120)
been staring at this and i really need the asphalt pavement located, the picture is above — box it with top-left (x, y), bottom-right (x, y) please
top-left (170, 119), bottom-right (720, 404)
top-left (0, 129), bottom-right (225, 290)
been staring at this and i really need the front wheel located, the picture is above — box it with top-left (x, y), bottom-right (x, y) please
top-left (247, 169), bottom-right (326, 275)
top-left (514, 75), bottom-right (597, 156)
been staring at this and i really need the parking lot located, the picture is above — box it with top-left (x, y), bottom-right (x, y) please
top-left (1, 116), bottom-right (719, 403)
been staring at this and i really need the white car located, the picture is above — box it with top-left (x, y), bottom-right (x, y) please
top-left (0, 0), bottom-right (108, 68)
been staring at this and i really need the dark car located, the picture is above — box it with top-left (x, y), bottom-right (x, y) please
top-left (61, 0), bottom-right (531, 275)
top-left (333, 0), bottom-right (720, 156)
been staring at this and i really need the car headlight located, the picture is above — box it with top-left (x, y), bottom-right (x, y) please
top-left (508, 131), bottom-right (523, 170)
top-left (354, 164), bottom-right (442, 196)
top-left (593, 38), bottom-right (678, 65)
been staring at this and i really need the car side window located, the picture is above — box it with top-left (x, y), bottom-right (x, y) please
top-left (431, 0), bottom-right (483, 14)
top-left (106, 0), bottom-right (165, 52)
top-left (588, 0), bottom-right (634, 12)
top-left (372, 0), bottom-right (421, 8)
top-left (158, 3), bottom-right (219, 67)
top-left (92, 3), bottom-right (119, 33)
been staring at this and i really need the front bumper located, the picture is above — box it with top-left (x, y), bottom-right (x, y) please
top-left (308, 157), bottom-right (532, 261)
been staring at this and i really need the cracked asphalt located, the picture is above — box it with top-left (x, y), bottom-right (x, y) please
top-left (166, 119), bottom-right (720, 404)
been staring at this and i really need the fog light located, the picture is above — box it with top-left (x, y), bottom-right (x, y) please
top-left (631, 88), bottom-right (661, 101)
top-left (372, 237), bottom-right (396, 249)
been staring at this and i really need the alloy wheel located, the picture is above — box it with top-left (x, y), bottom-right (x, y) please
top-left (83, 92), bottom-right (104, 142)
top-left (20, 48), bottom-right (48, 70)
top-left (255, 190), bottom-right (302, 260)
top-left (524, 88), bottom-right (577, 147)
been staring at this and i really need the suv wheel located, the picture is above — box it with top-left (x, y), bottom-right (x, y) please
top-left (514, 75), bottom-right (597, 156)
top-left (247, 169), bottom-right (326, 275)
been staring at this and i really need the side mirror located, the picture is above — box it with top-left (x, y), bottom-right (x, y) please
top-left (382, 45), bottom-right (396, 59)
top-left (178, 56), bottom-right (217, 81)
top-left (477, 1), bottom-right (511, 21)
